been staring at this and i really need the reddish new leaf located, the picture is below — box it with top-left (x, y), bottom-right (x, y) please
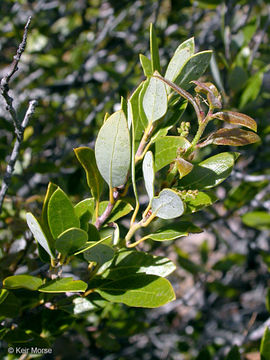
top-left (212, 111), bottom-right (257, 132)
top-left (211, 128), bottom-right (260, 146)
top-left (192, 81), bottom-right (222, 109)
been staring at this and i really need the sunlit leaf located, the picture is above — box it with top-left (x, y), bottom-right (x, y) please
top-left (3, 275), bottom-right (43, 291)
top-left (178, 152), bottom-right (239, 189)
top-left (145, 222), bottom-right (202, 242)
top-left (38, 277), bottom-right (87, 293)
top-left (74, 147), bottom-right (103, 200)
top-left (150, 23), bottom-right (161, 73)
top-left (26, 212), bottom-right (55, 258)
top-left (96, 274), bottom-right (175, 308)
top-left (143, 76), bottom-right (168, 123)
top-left (210, 128), bottom-right (260, 146)
top-left (151, 189), bottom-right (184, 219)
top-left (142, 151), bottom-right (155, 200)
top-left (55, 228), bottom-right (88, 255)
top-left (95, 110), bottom-right (130, 188)
top-left (47, 188), bottom-right (80, 239)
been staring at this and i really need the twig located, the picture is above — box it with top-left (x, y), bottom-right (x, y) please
top-left (0, 16), bottom-right (32, 135)
top-left (0, 17), bottom-right (37, 213)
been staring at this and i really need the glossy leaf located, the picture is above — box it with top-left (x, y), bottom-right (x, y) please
top-left (96, 274), bottom-right (175, 308)
top-left (84, 244), bottom-right (114, 265)
top-left (184, 191), bottom-right (218, 213)
top-left (260, 326), bottom-right (270, 360)
top-left (74, 147), bottom-right (103, 200)
top-left (139, 79), bottom-right (151, 128)
top-left (95, 110), bottom-right (130, 188)
top-left (175, 37), bottom-right (195, 55)
top-left (3, 275), bottom-right (43, 291)
top-left (55, 228), bottom-right (88, 255)
top-left (145, 222), bottom-right (202, 242)
top-left (174, 50), bottom-right (212, 89)
top-left (128, 82), bottom-right (146, 147)
top-left (150, 23), bottom-right (160, 73)
top-left (38, 277), bottom-right (87, 293)
top-left (74, 236), bottom-right (111, 255)
top-left (26, 212), bottom-right (55, 258)
top-left (98, 249), bottom-right (176, 278)
top-left (210, 128), bottom-right (260, 146)
top-left (151, 189), bottom-right (184, 219)
top-left (139, 54), bottom-right (152, 76)
top-left (212, 111), bottom-right (257, 131)
top-left (176, 158), bottom-right (193, 179)
top-left (165, 48), bottom-right (191, 92)
top-left (178, 152), bottom-right (239, 189)
top-left (142, 151), bottom-right (155, 200)
top-left (151, 100), bottom-right (187, 144)
top-left (41, 182), bottom-right (58, 249)
top-left (242, 211), bottom-right (270, 230)
top-left (155, 136), bottom-right (191, 171)
top-left (143, 76), bottom-right (168, 123)
top-left (74, 198), bottom-right (95, 230)
top-left (47, 188), bottom-right (80, 239)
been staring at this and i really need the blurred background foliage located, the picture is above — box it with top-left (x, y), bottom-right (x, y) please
top-left (0, 0), bottom-right (270, 359)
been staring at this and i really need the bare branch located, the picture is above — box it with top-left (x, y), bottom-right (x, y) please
top-left (0, 16), bottom-right (32, 134)
top-left (0, 100), bottom-right (37, 212)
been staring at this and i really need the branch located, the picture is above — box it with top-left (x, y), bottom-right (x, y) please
top-left (0, 100), bottom-right (37, 212)
top-left (0, 16), bottom-right (37, 213)
top-left (0, 16), bottom-right (32, 135)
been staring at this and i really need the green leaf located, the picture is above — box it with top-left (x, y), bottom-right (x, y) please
top-left (95, 110), bottom-right (131, 188)
top-left (212, 111), bottom-right (257, 131)
top-left (88, 223), bottom-right (100, 241)
top-left (93, 200), bottom-right (133, 223)
top-left (184, 191), bottom-right (218, 213)
top-left (3, 275), bottom-right (43, 291)
top-left (145, 222), bottom-right (202, 242)
top-left (176, 158), bottom-right (193, 179)
top-left (74, 236), bottom-right (111, 255)
top-left (150, 23), bottom-right (161, 73)
top-left (74, 147), bottom-right (103, 200)
top-left (143, 76), bottom-right (168, 123)
top-left (142, 151), bottom-right (155, 200)
top-left (178, 152), bottom-right (239, 189)
top-left (47, 187), bottom-right (80, 239)
top-left (84, 244), bottom-right (115, 265)
top-left (74, 198), bottom-right (95, 230)
top-left (260, 327), bottom-right (270, 360)
top-left (0, 289), bottom-right (9, 305)
top-left (26, 212), bottom-right (55, 258)
top-left (0, 291), bottom-right (21, 318)
top-left (175, 37), bottom-right (195, 55)
top-left (174, 50), bottom-right (212, 90)
top-left (165, 48), bottom-right (191, 92)
top-left (121, 96), bottom-right (128, 118)
top-left (240, 70), bottom-right (263, 109)
top-left (242, 211), bottom-right (270, 230)
top-left (128, 82), bottom-right (147, 152)
top-left (140, 54), bottom-right (152, 76)
top-left (151, 189), bottom-right (184, 219)
top-left (41, 182), bottom-right (58, 249)
top-left (98, 249), bottom-right (176, 279)
top-left (96, 274), bottom-right (175, 308)
top-left (139, 79), bottom-right (151, 129)
top-left (155, 136), bottom-right (191, 171)
top-left (38, 277), bottom-right (87, 293)
top-left (151, 100), bottom-right (187, 144)
top-left (55, 228), bottom-right (88, 255)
